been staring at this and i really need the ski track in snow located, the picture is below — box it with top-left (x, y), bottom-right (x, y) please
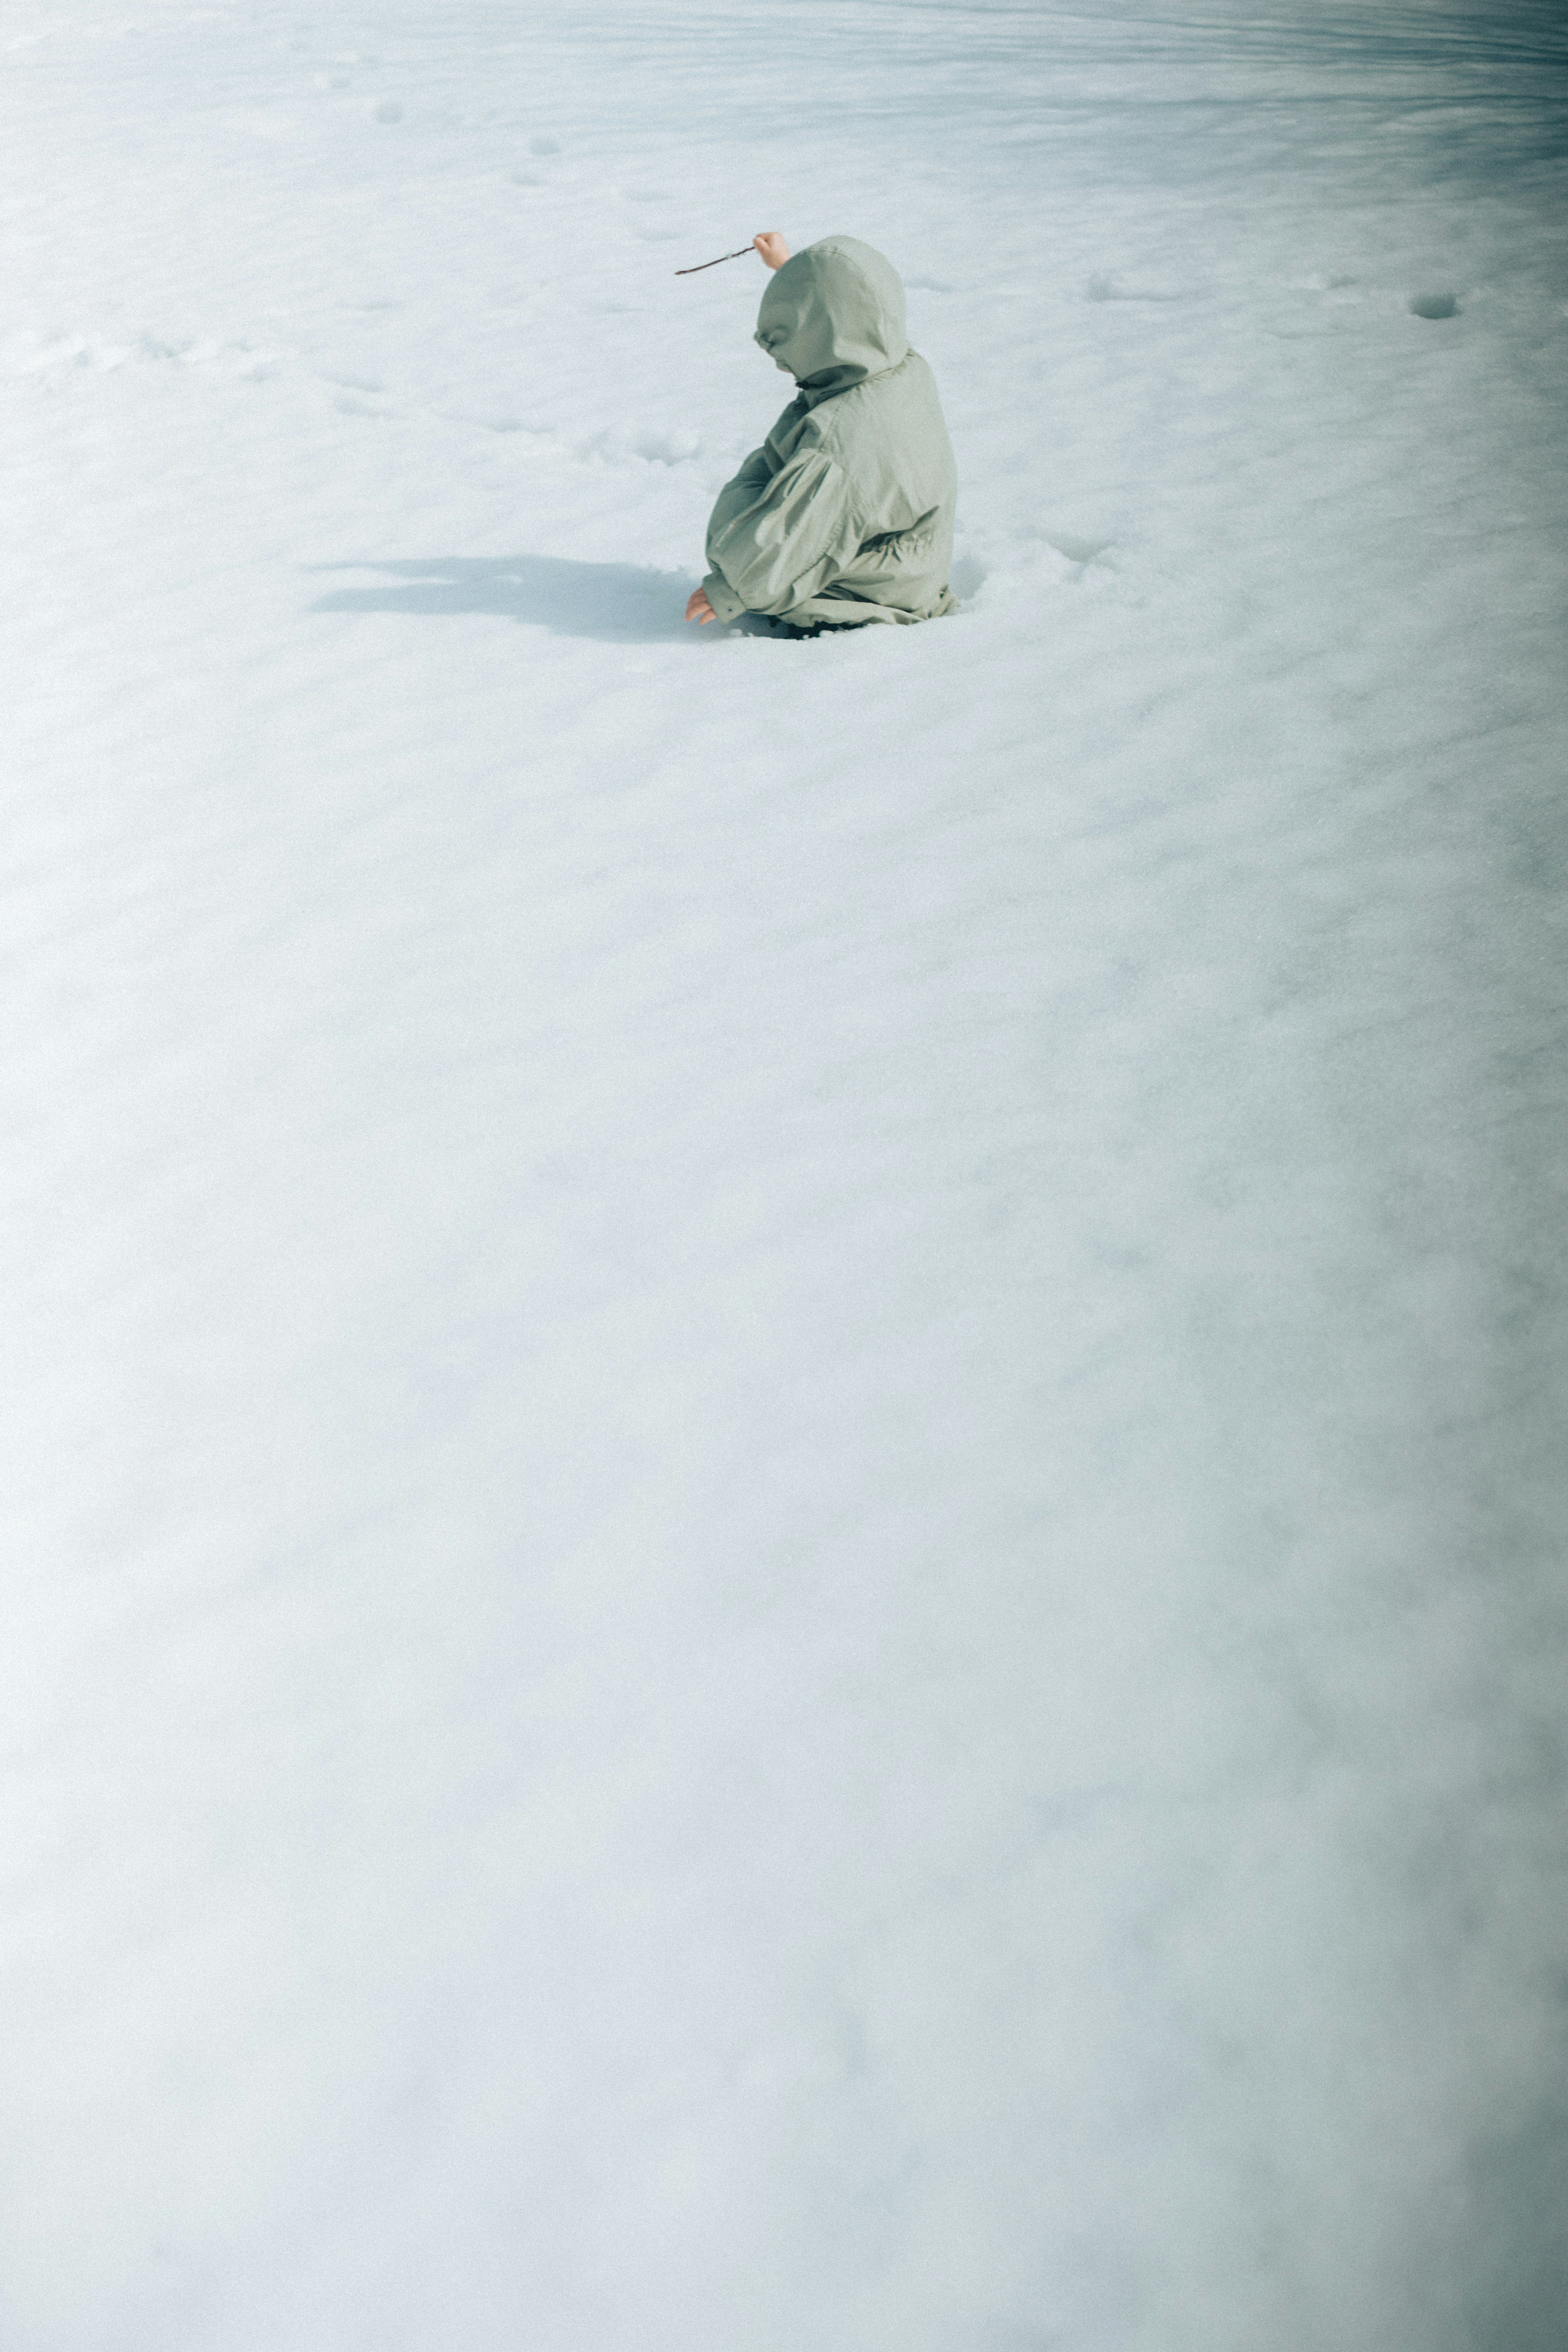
top-left (2, 2), bottom-right (1566, 2348)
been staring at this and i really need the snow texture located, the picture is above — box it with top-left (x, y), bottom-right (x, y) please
top-left (3, 2), bottom-right (1566, 2348)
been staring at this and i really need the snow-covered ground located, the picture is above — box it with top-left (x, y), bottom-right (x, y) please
top-left (3, 2), bottom-right (1566, 2346)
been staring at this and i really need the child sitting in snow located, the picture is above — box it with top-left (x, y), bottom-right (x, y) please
top-left (686, 232), bottom-right (957, 634)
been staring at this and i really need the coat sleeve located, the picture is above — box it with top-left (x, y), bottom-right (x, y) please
top-left (704, 446), bottom-right (773, 546)
top-left (702, 449), bottom-right (862, 624)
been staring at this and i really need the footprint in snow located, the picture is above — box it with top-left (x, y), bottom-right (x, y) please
top-left (1408, 292), bottom-right (1459, 320)
top-left (1042, 532), bottom-right (1116, 569)
top-left (324, 372), bottom-right (390, 417)
top-left (1083, 274), bottom-right (1186, 304)
top-left (370, 98), bottom-right (402, 123)
top-left (634, 428), bottom-right (700, 463)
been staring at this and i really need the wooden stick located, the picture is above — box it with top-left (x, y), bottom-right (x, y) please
top-left (675, 246), bottom-right (754, 276)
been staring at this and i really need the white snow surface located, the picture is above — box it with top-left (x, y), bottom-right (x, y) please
top-left (4, 2), bottom-right (1567, 2347)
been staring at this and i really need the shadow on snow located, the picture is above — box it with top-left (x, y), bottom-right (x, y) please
top-left (307, 555), bottom-right (695, 643)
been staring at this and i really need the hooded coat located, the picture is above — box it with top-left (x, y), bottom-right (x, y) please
top-left (700, 238), bottom-right (958, 630)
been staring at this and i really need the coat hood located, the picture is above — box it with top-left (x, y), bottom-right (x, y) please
top-left (755, 236), bottom-right (909, 408)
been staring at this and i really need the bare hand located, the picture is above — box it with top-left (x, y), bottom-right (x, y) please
top-left (686, 587), bottom-right (718, 625)
top-left (753, 232), bottom-right (790, 271)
